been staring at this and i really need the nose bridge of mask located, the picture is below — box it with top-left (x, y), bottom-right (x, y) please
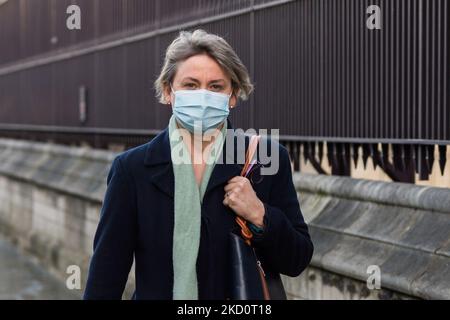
top-left (205, 90), bottom-right (230, 110)
top-left (170, 84), bottom-right (232, 101)
top-left (207, 89), bottom-right (233, 99)
top-left (174, 88), bottom-right (209, 107)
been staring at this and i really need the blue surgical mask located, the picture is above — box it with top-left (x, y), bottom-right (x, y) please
top-left (170, 85), bottom-right (231, 133)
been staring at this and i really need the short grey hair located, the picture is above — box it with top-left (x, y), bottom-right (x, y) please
top-left (154, 29), bottom-right (254, 104)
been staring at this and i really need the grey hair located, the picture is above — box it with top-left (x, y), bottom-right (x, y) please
top-left (153, 29), bottom-right (254, 104)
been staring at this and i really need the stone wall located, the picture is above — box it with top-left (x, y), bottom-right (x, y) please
top-left (0, 138), bottom-right (134, 298)
top-left (286, 173), bottom-right (450, 300)
top-left (0, 138), bottom-right (449, 299)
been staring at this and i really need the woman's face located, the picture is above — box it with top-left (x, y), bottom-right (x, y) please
top-left (164, 53), bottom-right (238, 108)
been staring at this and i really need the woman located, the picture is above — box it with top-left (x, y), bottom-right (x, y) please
top-left (83, 29), bottom-right (313, 300)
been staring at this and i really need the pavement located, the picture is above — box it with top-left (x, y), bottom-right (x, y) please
top-left (0, 237), bottom-right (79, 300)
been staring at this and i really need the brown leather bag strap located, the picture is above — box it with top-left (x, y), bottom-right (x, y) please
top-left (240, 135), bottom-right (261, 176)
top-left (234, 135), bottom-right (270, 300)
top-left (236, 135), bottom-right (261, 245)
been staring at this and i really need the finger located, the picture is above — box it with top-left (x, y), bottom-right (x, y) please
top-left (226, 197), bottom-right (246, 216)
top-left (225, 178), bottom-right (249, 190)
top-left (227, 191), bottom-right (241, 203)
top-left (224, 182), bottom-right (242, 193)
top-left (223, 192), bottom-right (239, 206)
top-left (227, 176), bottom-right (245, 184)
top-left (224, 190), bottom-right (234, 201)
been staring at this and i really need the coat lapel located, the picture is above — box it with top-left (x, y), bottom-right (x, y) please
top-left (143, 127), bottom-right (175, 198)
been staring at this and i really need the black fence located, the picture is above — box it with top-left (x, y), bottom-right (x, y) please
top-left (0, 0), bottom-right (448, 182)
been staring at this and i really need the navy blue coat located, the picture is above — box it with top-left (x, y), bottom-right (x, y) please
top-left (83, 118), bottom-right (313, 300)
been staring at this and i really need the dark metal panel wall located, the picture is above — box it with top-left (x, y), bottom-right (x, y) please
top-left (18, 0), bottom-right (51, 61)
top-left (124, 39), bottom-right (160, 130)
top-left (423, 0), bottom-right (449, 141)
top-left (0, 0), bottom-right (448, 139)
top-left (252, 0), bottom-right (449, 141)
top-left (0, 0), bottom-right (21, 66)
top-left (51, 54), bottom-right (96, 127)
top-left (125, 0), bottom-right (158, 31)
top-left (0, 73), bottom-right (20, 123)
top-left (0, 0), bottom-right (257, 66)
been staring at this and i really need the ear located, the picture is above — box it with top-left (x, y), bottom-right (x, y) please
top-left (230, 89), bottom-right (240, 109)
top-left (163, 84), bottom-right (173, 106)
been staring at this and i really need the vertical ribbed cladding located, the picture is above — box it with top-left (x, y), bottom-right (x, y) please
top-left (253, 0), bottom-right (320, 136)
top-left (50, 54), bottom-right (95, 127)
top-left (431, 0), bottom-right (450, 142)
top-left (0, 73), bottom-right (19, 123)
top-left (157, 0), bottom-right (252, 28)
top-left (124, 0), bottom-right (158, 32)
top-left (0, 0), bottom-right (253, 66)
top-left (441, 0), bottom-right (448, 140)
top-left (0, 0), bottom-right (448, 173)
top-left (93, 46), bottom-right (126, 128)
top-left (0, 0), bottom-right (20, 65)
top-left (156, 30), bottom-right (185, 127)
top-left (125, 39), bottom-right (159, 130)
top-left (96, 0), bottom-right (124, 38)
top-left (20, 0), bottom-right (52, 60)
top-left (420, 0), bottom-right (450, 142)
top-left (60, 0), bottom-right (96, 48)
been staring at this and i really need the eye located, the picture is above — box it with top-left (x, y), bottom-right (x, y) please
top-left (210, 84), bottom-right (224, 91)
top-left (183, 83), bottom-right (196, 89)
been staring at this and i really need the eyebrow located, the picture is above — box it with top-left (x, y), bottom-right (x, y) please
top-left (181, 77), bottom-right (226, 84)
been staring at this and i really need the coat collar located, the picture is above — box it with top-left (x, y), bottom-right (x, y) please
top-left (143, 118), bottom-right (246, 199)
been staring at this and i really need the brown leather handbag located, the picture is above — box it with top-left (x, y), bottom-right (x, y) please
top-left (228, 135), bottom-right (287, 300)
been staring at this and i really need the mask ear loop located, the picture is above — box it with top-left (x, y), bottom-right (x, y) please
top-left (168, 84), bottom-right (176, 105)
top-left (228, 89), bottom-right (234, 108)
